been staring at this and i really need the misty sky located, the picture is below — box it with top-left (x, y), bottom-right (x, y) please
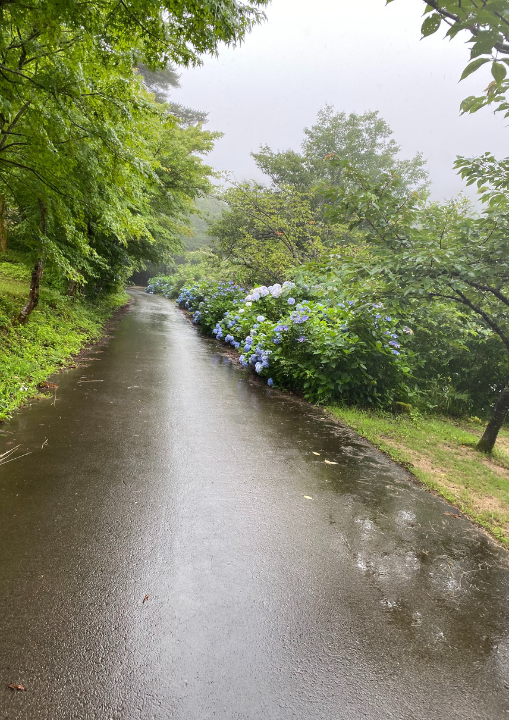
top-left (173, 0), bottom-right (507, 200)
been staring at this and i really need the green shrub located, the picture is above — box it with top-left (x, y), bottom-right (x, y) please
top-left (176, 279), bottom-right (412, 406)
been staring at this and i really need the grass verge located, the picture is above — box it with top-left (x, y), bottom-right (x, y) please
top-left (0, 258), bottom-right (128, 421)
top-left (327, 406), bottom-right (509, 548)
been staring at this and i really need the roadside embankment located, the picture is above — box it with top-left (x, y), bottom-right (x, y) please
top-left (328, 406), bottom-right (509, 547)
top-left (0, 258), bottom-right (128, 421)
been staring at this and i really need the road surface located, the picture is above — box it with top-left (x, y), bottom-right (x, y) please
top-left (1, 290), bottom-right (509, 719)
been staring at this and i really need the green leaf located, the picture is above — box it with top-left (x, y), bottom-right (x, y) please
top-left (459, 95), bottom-right (479, 113)
top-left (460, 57), bottom-right (491, 81)
top-left (446, 24), bottom-right (466, 41)
top-left (492, 61), bottom-right (507, 84)
top-left (421, 13), bottom-right (442, 37)
top-left (469, 30), bottom-right (500, 58)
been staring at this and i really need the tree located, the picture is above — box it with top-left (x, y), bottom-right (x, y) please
top-left (0, 1), bottom-right (270, 69)
top-left (209, 182), bottom-right (343, 285)
top-left (324, 157), bottom-right (509, 452)
top-left (136, 63), bottom-right (209, 126)
top-left (252, 106), bottom-right (428, 193)
top-left (0, 0), bottom-right (267, 318)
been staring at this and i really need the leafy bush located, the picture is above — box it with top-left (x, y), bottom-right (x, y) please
top-left (145, 276), bottom-right (175, 298)
top-left (174, 278), bottom-right (412, 406)
top-left (145, 250), bottom-right (237, 299)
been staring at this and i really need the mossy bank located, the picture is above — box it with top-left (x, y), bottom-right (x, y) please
top-left (0, 257), bottom-right (128, 422)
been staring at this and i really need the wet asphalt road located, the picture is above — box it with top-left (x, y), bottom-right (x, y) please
top-left (1, 290), bottom-right (509, 719)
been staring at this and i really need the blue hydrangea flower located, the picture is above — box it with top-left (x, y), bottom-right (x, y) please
top-left (267, 378), bottom-right (274, 387)
top-left (255, 362), bottom-right (263, 374)
top-left (257, 315), bottom-right (265, 322)
top-left (296, 335), bottom-right (307, 342)
top-left (287, 297), bottom-right (296, 305)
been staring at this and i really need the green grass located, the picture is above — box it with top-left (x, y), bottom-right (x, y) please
top-left (328, 405), bottom-right (509, 547)
top-left (0, 257), bottom-right (127, 421)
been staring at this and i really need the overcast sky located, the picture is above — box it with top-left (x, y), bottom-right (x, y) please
top-left (173, 0), bottom-right (507, 200)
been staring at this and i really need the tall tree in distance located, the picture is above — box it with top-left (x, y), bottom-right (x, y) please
top-left (253, 106), bottom-right (428, 194)
top-left (136, 64), bottom-right (209, 127)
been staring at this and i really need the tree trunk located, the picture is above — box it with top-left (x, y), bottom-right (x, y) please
top-left (18, 199), bottom-right (46, 324)
top-left (67, 280), bottom-right (76, 297)
top-left (18, 258), bottom-right (44, 323)
top-left (477, 379), bottom-right (509, 453)
top-left (0, 194), bottom-right (7, 252)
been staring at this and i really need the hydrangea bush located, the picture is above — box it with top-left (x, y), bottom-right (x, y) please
top-left (145, 277), bottom-right (174, 298)
top-left (169, 279), bottom-right (412, 406)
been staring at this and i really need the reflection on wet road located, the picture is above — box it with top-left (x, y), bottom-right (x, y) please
top-left (1, 290), bottom-right (508, 719)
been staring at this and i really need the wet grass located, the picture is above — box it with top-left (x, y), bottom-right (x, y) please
top-left (0, 256), bottom-right (127, 422)
top-left (327, 406), bottom-right (509, 548)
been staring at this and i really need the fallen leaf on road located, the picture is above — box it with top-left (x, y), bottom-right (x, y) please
top-left (324, 459), bottom-right (337, 465)
top-left (7, 684), bottom-right (25, 691)
top-left (303, 495), bottom-right (313, 500)
top-left (444, 512), bottom-right (462, 519)
top-left (38, 381), bottom-right (58, 389)
top-left (142, 594), bottom-right (149, 604)
top-left (312, 452), bottom-right (320, 456)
